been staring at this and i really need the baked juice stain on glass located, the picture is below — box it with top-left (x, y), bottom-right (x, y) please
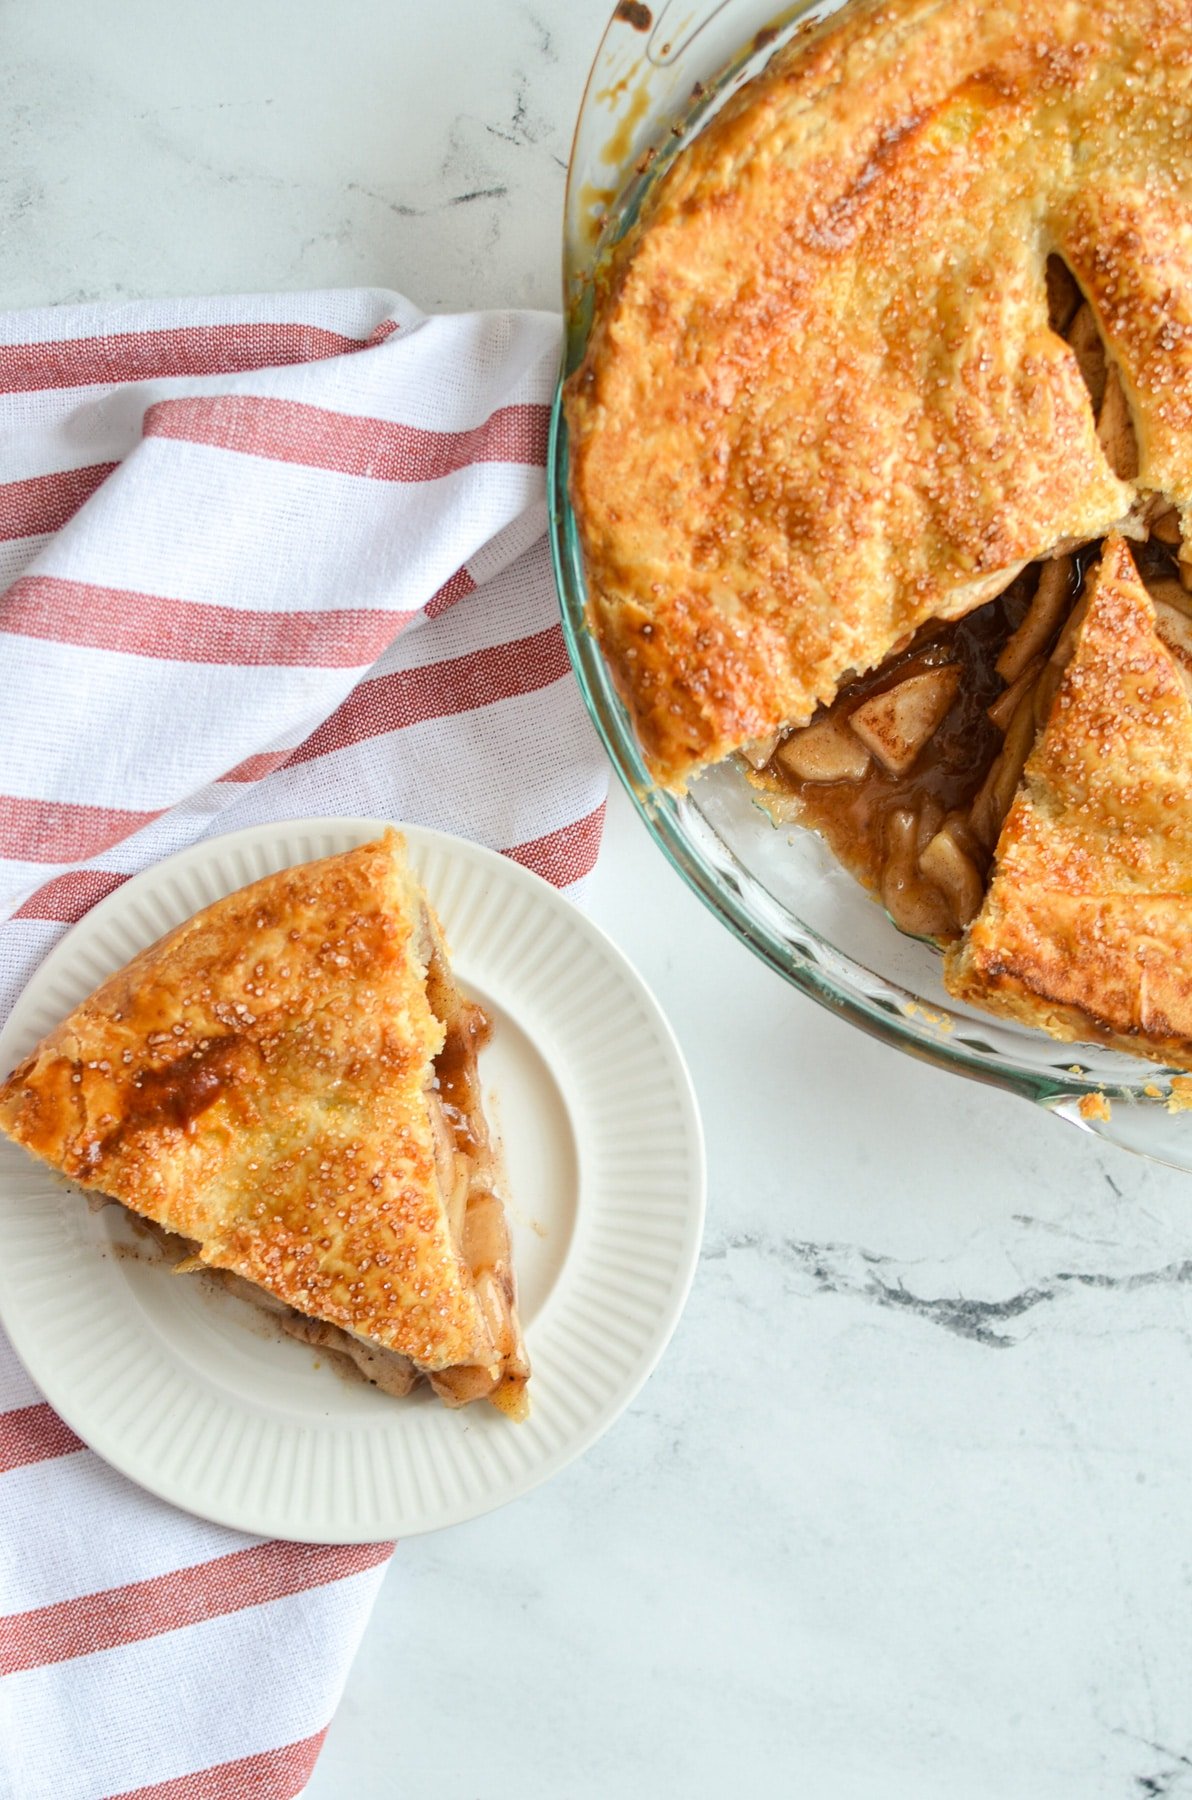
top-left (615, 1), bottom-right (653, 29)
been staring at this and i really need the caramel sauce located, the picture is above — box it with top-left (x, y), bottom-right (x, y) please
top-left (488, 1373), bottom-right (531, 1421)
top-left (122, 1038), bottom-right (242, 1135)
top-left (77, 1037), bottom-right (244, 1172)
top-left (601, 81), bottom-right (654, 175)
top-left (433, 1002), bottom-right (492, 1157)
top-left (422, 926), bottom-right (492, 1158)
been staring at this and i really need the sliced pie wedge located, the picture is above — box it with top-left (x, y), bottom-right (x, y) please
top-left (945, 535), bottom-right (1192, 1072)
top-left (0, 830), bottom-right (529, 1415)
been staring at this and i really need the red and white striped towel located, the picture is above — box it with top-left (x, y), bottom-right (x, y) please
top-left (0, 287), bottom-right (607, 1800)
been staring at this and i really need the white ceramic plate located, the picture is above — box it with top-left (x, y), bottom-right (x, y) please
top-left (0, 819), bottom-right (705, 1541)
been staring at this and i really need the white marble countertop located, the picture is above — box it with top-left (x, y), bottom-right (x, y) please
top-left (9, 3), bottom-right (1192, 1795)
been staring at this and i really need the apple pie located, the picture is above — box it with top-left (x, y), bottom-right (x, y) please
top-left (0, 832), bottom-right (530, 1414)
top-left (565, 0), bottom-right (1192, 1070)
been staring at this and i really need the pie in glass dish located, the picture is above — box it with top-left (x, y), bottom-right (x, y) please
top-left (564, 0), bottom-right (1192, 1072)
top-left (0, 832), bottom-right (530, 1415)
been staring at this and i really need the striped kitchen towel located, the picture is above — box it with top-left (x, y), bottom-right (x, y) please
top-left (0, 287), bottom-right (606, 1800)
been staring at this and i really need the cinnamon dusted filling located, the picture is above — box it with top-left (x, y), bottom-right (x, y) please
top-left (746, 258), bottom-right (1192, 944)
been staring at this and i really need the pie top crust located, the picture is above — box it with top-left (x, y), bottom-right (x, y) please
top-left (566, 0), bottom-right (1192, 789)
top-left (0, 833), bottom-right (516, 1388)
top-left (944, 534), bottom-right (1192, 1068)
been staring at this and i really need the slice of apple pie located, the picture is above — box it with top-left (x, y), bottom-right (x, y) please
top-left (0, 831), bottom-right (530, 1414)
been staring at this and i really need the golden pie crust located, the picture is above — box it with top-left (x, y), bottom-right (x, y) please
top-left (0, 832), bottom-right (529, 1412)
top-left (566, 0), bottom-right (1192, 790)
top-left (945, 536), bottom-right (1192, 1070)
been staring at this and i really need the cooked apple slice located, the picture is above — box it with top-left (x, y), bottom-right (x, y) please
top-left (1150, 503), bottom-right (1182, 546)
top-left (1067, 302), bottom-right (1107, 411)
top-left (919, 826), bottom-right (984, 930)
top-left (1096, 365), bottom-right (1138, 479)
top-left (738, 732), bottom-right (780, 770)
top-left (1151, 597), bottom-right (1192, 689)
top-left (987, 655), bottom-right (1044, 732)
top-left (996, 556), bottom-right (1074, 682)
top-left (774, 713), bottom-right (871, 783)
top-left (1142, 577), bottom-right (1192, 694)
top-left (969, 688), bottom-right (1038, 848)
top-left (880, 807), bottom-right (955, 939)
top-left (847, 666), bottom-right (959, 776)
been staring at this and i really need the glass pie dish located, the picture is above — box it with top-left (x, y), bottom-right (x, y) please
top-left (548, 0), bottom-right (1192, 1167)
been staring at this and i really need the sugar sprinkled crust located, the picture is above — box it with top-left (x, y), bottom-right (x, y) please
top-left (945, 536), bottom-right (1192, 1069)
top-left (566, 0), bottom-right (1192, 789)
top-left (0, 832), bottom-right (501, 1378)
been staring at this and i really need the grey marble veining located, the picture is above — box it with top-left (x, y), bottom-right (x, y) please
top-left (704, 1230), bottom-right (1192, 1348)
top-left (7, 1), bottom-right (1192, 1794)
